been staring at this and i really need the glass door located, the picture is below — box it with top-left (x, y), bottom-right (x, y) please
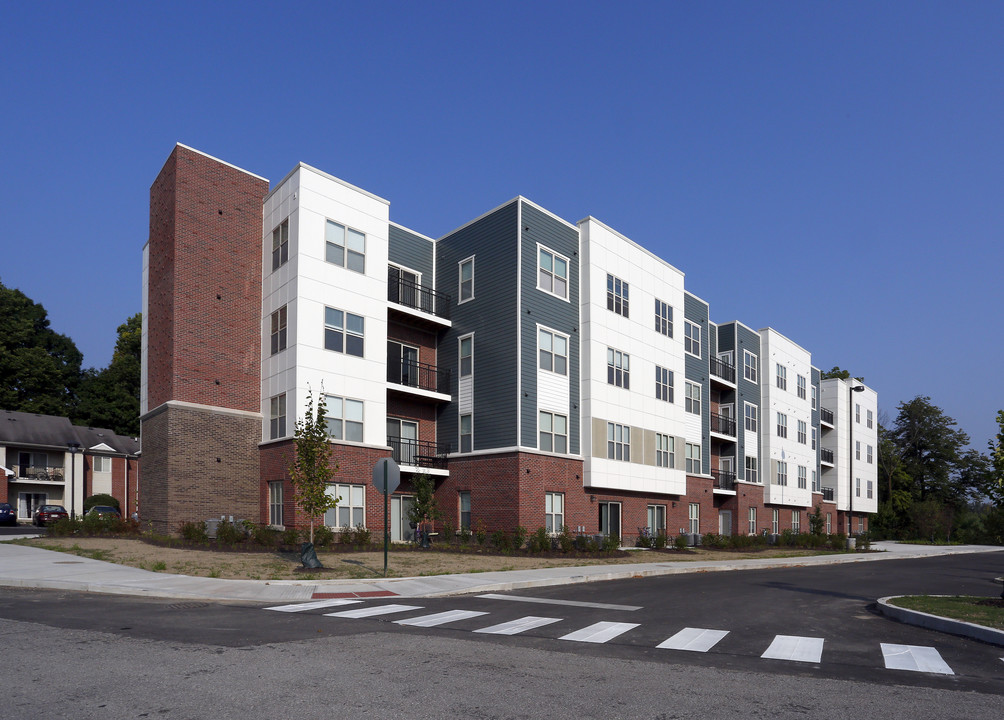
top-left (391, 495), bottom-right (415, 542)
top-left (598, 502), bottom-right (621, 541)
top-left (719, 510), bottom-right (733, 536)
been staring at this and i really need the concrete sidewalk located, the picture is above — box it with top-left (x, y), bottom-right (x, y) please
top-left (0, 540), bottom-right (1000, 604)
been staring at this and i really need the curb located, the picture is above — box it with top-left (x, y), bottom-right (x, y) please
top-left (877, 595), bottom-right (1004, 647)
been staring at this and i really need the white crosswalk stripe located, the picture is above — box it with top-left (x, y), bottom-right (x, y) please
top-left (395, 610), bottom-right (488, 627)
top-left (559, 621), bottom-right (640, 644)
top-left (761, 635), bottom-right (824, 663)
top-left (881, 644), bottom-right (954, 675)
top-left (324, 604), bottom-right (423, 619)
top-left (657, 627), bottom-right (729, 652)
top-left (265, 599), bottom-right (362, 613)
top-left (474, 616), bottom-right (563, 635)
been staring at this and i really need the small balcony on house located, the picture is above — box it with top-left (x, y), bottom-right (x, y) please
top-left (821, 486), bottom-right (835, 502)
top-left (820, 447), bottom-right (834, 466)
top-left (709, 356), bottom-right (736, 386)
top-left (387, 268), bottom-right (451, 328)
top-left (710, 411), bottom-right (737, 439)
top-left (712, 469), bottom-right (737, 494)
top-left (387, 357), bottom-right (451, 402)
top-left (7, 451), bottom-right (65, 483)
top-left (387, 436), bottom-right (450, 475)
top-left (820, 407), bottom-right (834, 428)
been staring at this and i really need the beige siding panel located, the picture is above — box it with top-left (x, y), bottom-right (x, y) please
top-left (644, 429), bottom-right (656, 466)
top-left (592, 418), bottom-right (607, 458)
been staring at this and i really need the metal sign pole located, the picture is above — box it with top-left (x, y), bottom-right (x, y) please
top-left (383, 461), bottom-right (389, 577)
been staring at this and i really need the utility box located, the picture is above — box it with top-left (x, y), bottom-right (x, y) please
top-left (206, 518), bottom-right (219, 539)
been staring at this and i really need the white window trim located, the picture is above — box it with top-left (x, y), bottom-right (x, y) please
top-left (536, 244), bottom-right (570, 302)
top-left (545, 491), bottom-right (565, 534)
top-left (538, 410), bottom-right (568, 454)
top-left (458, 255), bottom-right (475, 304)
top-left (744, 401), bottom-right (758, 432)
top-left (684, 320), bottom-right (701, 358)
top-left (459, 413), bottom-right (473, 454)
top-left (324, 219), bottom-right (366, 274)
top-left (459, 333), bottom-right (474, 377)
top-left (743, 349), bottom-right (758, 383)
top-left (537, 325), bottom-right (570, 377)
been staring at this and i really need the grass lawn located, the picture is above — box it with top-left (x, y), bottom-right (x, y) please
top-left (11, 535), bottom-right (846, 581)
top-left (888, 595), bottom-right (1004, 630)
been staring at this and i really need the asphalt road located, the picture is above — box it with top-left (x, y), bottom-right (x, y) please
top-left (1, 551), bottom-right (1002, 719)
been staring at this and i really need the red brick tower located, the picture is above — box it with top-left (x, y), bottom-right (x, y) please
top-left (141, 144), bottom-right (269, 533)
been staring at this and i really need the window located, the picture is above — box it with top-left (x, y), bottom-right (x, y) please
top-left (325, 395), bottom-right (364, 442)
top-left (325, 220), bottom-right (365, 273)
top-left (855, 403), bottom-right (861, 423)
top-left (459, 336), bottom-right (473, 377)
top-left (797, 374), bottom-right (806, 399)
top-left (748, 507), bottom-right (757, 534)
top-left (648, 505), bottom-right (667, 534)
top-left (271, 218), bottom-right (288, 271)
top-left (776, 364), bottom-right (787, 390)
top-left (270, 306), bottom-right (287, 355)
top-left (545, 492), bottom-right (564, 534)
top-left (777, 461), bottom-right (788, 486)
top-left (858, 517), bottom-right (865, 534)
top-left (655, 366), bottom-right (674, 402)
top-left (538, 248), bottom-right (567, 299)
top-left (269, 394), bottom-right (286, 439)
top-left (606, 274), bottom-right (629, 317)
top-left (655, 299), bottom-right (673, 337)
top-left (324, 484), bottom-right (365, 529)
top-left (867, 480), bottom-right (874, 499)
top-left (268, 481), bottom-right (284, 526)
top-left (539, 411), bottom-right (568, 454)
top-left (459, 491), bottom-right (471, 530)
top-left (607, 423), bottom-right (631, 462)
top-left (689, 503), bottom-right (700, 534)
top-left (855, 441), bottom-right (861, 460)
top-left (744, 402), bottom-right (758, 432)
top-left (867, 409), bottom-right (874, 429)
top-left (743, 350), bottom-right (758, 382)
top-left (745, 455), bottom-right (758, 483)
top-left (460, 414), bottom-right (472, 453)
top-left (812, 470), bottom-right (819, 492)
top-left (776, 412), bottom-right (788, 438)
top-left (812, 427), bottom-right (817, 450)
top-left (685, 442), bottom-right (701, 474)
top-left (792, 510), bottom-right (801, 533)
top-left (539, 329), bottom-right (568, 375)
top-left (811, 386), bottom-right (817, 410)
top-left (324, 307), bottom-right (364, 357)
top-left (92, 456), bottom-right (111, 473)
top-left (459, 257), bottom-right (474, 302)
top-left (685, 382), bottom-right (701, 415)
top-left (797, 420), bottom-right (807, 445)
top-left (607, 348), bottom-right (630, 389)
top-left (684, 320), bottom-right (701, 357)
top-left (856, 477), bottom-right (861, 497)
top-left (772, 508), bottom-right (779, 534)
top-left (655, 433), bottom-right (674, 468)
top-left (867, 444), bottom-right (873, 464)
top-left (797, 465), bottom-right (807, 489)
top-left (826, 513), bottom-right (831, 534)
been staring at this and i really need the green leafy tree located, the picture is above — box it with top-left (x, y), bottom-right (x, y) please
top-left (820, 367), bottom-right (850, 380)
top-left (0, 280), bottom-right (83, 415)
top-left (890, 396), bottom-right (970, 505)
top-left (986, 410), bottom-right (1004, 507)
top-left (407, 473), bottom-right (442, 526)
top-left (288, 389), bottom-right (339, 546)
top-left (75, 313), bottom-right (142, 435)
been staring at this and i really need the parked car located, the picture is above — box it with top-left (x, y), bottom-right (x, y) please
top-left (33, 505), bottom-right (68, 526)
top-left (85, 505), bottom-right (121, 519)
top-left (0, 503), bottom-right (16, 526)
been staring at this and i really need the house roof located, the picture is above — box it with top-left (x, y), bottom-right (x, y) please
top-left (72, 425), bottom-right (140, 456)
top-left (0, 410), bottom-right (140, 456)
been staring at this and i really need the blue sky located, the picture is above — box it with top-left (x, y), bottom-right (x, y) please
top-left (2, 2), bottom-right (1002, 448)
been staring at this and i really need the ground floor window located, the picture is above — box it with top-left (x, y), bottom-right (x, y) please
top-left (688, 503), bottom-right (700, 534)
top-left (772, 508), bottom-right (779, 534)
top-left (268, 481), bottom-right (283, 526)
top-left (459, 491), bottom-right (471, 530)
top-left (792, 510), bottom-right (800, 533)
top-left (748, 506), bottom-right (756, 535)
top-left (826, 512), bottom-right (831, 534)
top-left (647, 504), bottom-right (666, 534)
top-left (858, 517), bottom-right (865, 534)
top-left (545, 492), bottom-right (564, 534)
top-left (745, 455), bottom-right (758, 483)
top-left (324, 484), bottom-right (365, 528)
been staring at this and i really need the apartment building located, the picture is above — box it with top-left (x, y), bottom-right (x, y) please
top-left (140, 144), bottom-right (875, 540)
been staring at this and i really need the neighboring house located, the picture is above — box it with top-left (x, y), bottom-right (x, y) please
top-left (140, 143), bottom-right (876, 539)
top-left (0, 410), bottom-right (140, 520)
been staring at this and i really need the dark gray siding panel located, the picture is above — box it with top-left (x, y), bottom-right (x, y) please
top-left (735, 324), bottom-right (761, 480)
top-left (388, 225), bottom-right (434, 281)
top-left (518, 202), bottom-right (580, 453)
top-left (436, 202), bottom-right (520, 452)
top-left (684, 293), bottom-right (711, 473)
top-left (811, 366), bottom-right (821, 475)
top-left (717, 322), bottom-right (735, 354)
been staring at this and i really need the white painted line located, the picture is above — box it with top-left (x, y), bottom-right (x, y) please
top-left (657, 627), bottom-right (730, 652)
top-left (477, 593), bottom-right (641, 611)
top-left (265, 599), bottom-right (362, 612)
top-left (559, 621), bottom-right (640, 644)
top-left (474, 616), bottom-right (563, 635)
top-left (881, 644), bottom-right (954, 675)
top-left (761, 635), bottom-right (824, 663)
top-left (394, 610), bottom-right (488, 627)
top-left (324, 604), bottom-right (423, 619)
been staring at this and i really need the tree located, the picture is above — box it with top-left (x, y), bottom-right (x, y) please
top-left (0, 279), bottom-right (83, 415)
top-left (288, 389), bottom-right (339, 546)
top-left (890, 396), bottom-right (970, 505)
top-left (407, 473), bottom-right (442, 532)
top-left (986, 410), bottom-right (1004, 507)
top-left (75, 313), bottom-right (142, 435)
top-left (820, 366), bottom-right (850, 380)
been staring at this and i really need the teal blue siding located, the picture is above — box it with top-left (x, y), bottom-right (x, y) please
top-left (389, 225), bottom-right (433, 280)
top-left (684, 293), bottom-right (710, 474)
top-left (734, 324), bottom-right (761, 481)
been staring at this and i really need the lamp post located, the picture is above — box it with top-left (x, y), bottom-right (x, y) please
top-left (848, 383), bottom-right (865, 534)
top-left (67, 442), bottom-right (80, 519)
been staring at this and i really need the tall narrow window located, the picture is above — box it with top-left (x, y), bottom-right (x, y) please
top-left (745, 455), bottom-right (758, 483)
top-left (685, 382), bottom-right (701, 415)
top-left (797, 374), bottom-right (806, 399)
top-left (459, 257), bottom-right (474, 302)
top-left (545, 492), bottom-right (564, 534)
top-left (655, 299), bottom-right (673, 337)
top-left (776, 412), bottom-right (788, 438)
top-left (538, 248), bottom-right (568, 299)
top-left (776, 364), bottom-right (787, 390)
top-left (459, 336), bottom-right (473, 377)
top-left (777, 461), bottom-right (788, 486)
top-left (539, 329), bottom-right (568, 375)
top-left (270, 306), bottom-right (287, 355)
top-left (606, 274), bottom-right (629, 317)
top-left (655, 366), bottom-right (674, 402)
top-left (867, 444), bottom-right (873, 464)
top-left (460, 414), bottom-right (472, 453)
top-left (811, 385), bottom-right (817, 410)
top-left (689, 503), bottom-right (700, 534)
top-left (744, 403), bottom-right (758, 432)
top-left (772, 508), bottom-right (779, 534)
top-left (607, 423), bottom-right (631, 461)
top-left (797, 420), bottom-right (807, 444)
top-left (607, 348), bottom-right (630, 389)
top-left (792, 510), bottom-right (801, 533)
top-left (811, 427), bottom-right (817, 450)
top-left (268, 481), bottom-right (284, 526)
top-left (743, 350), bottom-right (758, 382)
top-left (685, 442), bottom-right (701, 474)
top-left (797, 465), bottom-right (807, 489)
top-left (269, 394), bottom-right (286, 439)
top-left (271, 219), bottom-right (288, 271)
top-left (748, 507), bottom-right (757, 534)
top-left (866, 409), bottom-right (874, 428)
top-left (325, 220), bottom-right (365, 273)
top-left (655, 433), bottom-right (674, 468)
top-left (855, 403), bottom-right (861, 423)
top-left (856, 441), bottom-right (861, 460)
top-left (459, 491), bottom-right (471, 530)
top-left (684, 321), bottom-right (701, 357)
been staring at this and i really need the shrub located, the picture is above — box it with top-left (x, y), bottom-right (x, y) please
top-left (248, 522), bottom-right (280, 548)
top-left (281, 527), bottom-right (300, 547)
top-left (490, 529), bottom-right (511, 553)
top-left (180, 521), bottom-right (209, 543)
top-left (653, 531), bottom-right (668, 550)
top-left (702, 532), bottom-right (729, 550)
top-left (512, 526), bottom-right (528, 551)
top-left (828, 533), bottom-right (847, 551)
top-left (674, 534), bottom-right (688, 551)
top-left (311, 524), bottom-right (334, 548)
top-left (48, 517), bottom-right (80, 537)
top-left (83, 494), bottom-right (120, 513)
top-left (474, 520), bottom-right (488, 546)
top-left (856, 531), bottom-right (872, 551)
top-left (215, 520), bottom-right (246, 546)
top-left (349, 525), bottom-right (371, 546)
top-left (636, 526), bottom-right (653, 549)
top-left (528, 527), bottom-right (550, 554)
top-left (440, 522), bottom-right (455, 545)
top-left (458, 526), bottom-right (472, 545)
top-left (558, 526), bottom-right (574, 553)
top-left (602, 533), bottom-right (620, 552)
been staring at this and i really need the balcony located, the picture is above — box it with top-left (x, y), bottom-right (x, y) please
top-left (710, 412), bottom-right (737, 438)
top-left (712, 469), bottom-right (736, 491)
top-left (820, 407), bottom-right (834, 426)
top-left (388, 271), bottom-right (451, 321)
top-left (387, 436), bottom-right (450, 470)
top-left (12, 466), bottom-right (64, 482)
top-left (710, 357), bottom-right (736, 384)
top-left (387, 359), bottom-right (451, 397)
top-left (822, 487), bottom-right (835, 502)
top-left (820, 447), bottom-right (834, 465)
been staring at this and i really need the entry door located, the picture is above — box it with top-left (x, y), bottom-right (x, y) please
top-left (719, 456), bottom-right (734, 475)
top-left (390, 495), bottom-right (415, 542)
top-left (599, 502), bottom-right (621, 540)
top-left (19, 492), bottom-right (46, 519)
top-left (719, 404), bottom-right (734, 421)
top-left (719, 510), bottom-right (733, 536)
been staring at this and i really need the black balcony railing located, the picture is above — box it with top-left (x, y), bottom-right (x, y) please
top-left (820, 447), bottom-right (834, 464)
top-left (712, 469), bottom-right (736, 491)
top-left (710, 412), bottom-right (737, 437)
top-left (387, 436), bottom-right (450, 470)
top-left (387, 358), bottom-right (451, 395)
top-left (822, 487), bottom-right (835, 501)
top-left (710, 357), bottom-right (736, 384)
top-left (388, 270), bottom-right (451, 320)
top-left (820, 407), bottom-right (834, 425)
